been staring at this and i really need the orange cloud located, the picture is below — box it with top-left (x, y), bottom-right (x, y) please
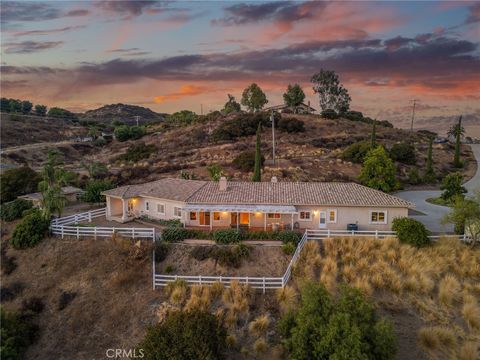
top-left (154, 85), bottom-right (207, 103)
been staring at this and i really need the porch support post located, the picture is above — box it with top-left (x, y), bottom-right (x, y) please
top-left (236, 212), bottom-right (239, 231)
top-left (264, 213), bottom-right (267, 231)
top-left (210, 211), bottom-right (213, 231)
top-left (291, 213), bottom-right (294, 229)
top-left (121, 198), bottom-right (128, 222)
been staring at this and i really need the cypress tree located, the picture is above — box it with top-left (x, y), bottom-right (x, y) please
top-left (424, 138), bottom-right (435, 183)
top-left (454, 115), bottom-right (462, 168)
top-left (371, 120), bottom-right (377, 148)
top-left (252, 123), bottom-right (262, 182)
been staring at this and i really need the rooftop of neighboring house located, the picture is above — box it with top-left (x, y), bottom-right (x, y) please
top-left (18, 186), bottom-right (83, 201)
top-left (102, 178), bottom-right (415, 208)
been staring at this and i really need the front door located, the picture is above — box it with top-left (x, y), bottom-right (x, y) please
top-left (127, 199), bottom-right (134, 216)
top-left (199, 212), bottom-right (211, 226)
top-left (319, 211), bottom-right (327, 229)
top-left (230, 213), bottom-right (249, 226)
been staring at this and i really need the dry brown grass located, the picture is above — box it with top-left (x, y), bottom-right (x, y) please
top-left (458, 341), bottom-right (479, 360)
top-left (439, 275), bottom-right (462, 307)
top-left (253, 338), bottom-right (268, 354)
top-left (462, 297), bottom-right (480, 331)
top-left (418, 326), bottom-right (457, 355)
top-left (248, 314), bottom-right (270, 337)
top-left (222, 281), bottom-right (252, 318)
top-left (276, 286), bottom-right (297, 312)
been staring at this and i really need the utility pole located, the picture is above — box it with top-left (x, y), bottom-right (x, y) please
top-left (270, 110), bottom-right (276, 167)
top-left (200, 104), bottom-right (203, 116)
top-left (134, 116), bottom-right (140, 126)
top-left (409, 99), bottom-right (419, 132)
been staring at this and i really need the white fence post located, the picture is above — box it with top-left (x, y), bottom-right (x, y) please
top-left (263, 278), bottom-right (266, 294)
top-left (88, 211), bottom-right (92, 222)
top-left (75, 215), bottom-right (78, 224)
top-left (199, 275), bottom-right (202, 285)
top-left (327, 229), bottom-right (331, 238)
top-left (375, 230), bottom-right (378, 239)
top-left (61, 226), bottom-right (64, 239)
top-left (132, 228), bottom-right (135, 240)
top-left (76, 227), bottom-right (79, 239)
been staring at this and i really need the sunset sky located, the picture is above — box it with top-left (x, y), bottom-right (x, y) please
top-left (1, 1), bottom-right (479, 135)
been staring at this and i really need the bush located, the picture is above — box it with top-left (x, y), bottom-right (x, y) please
top-left (278, 231), bottom-right (301, 245)
top-left (138, 310), bottom-right (226, 359)
top-left (390, 142), bottom-right (416, 165)
top-left (114, 125), bottom-right (146, 142)
top-left (154, 241), bottom-right (170, 262)
top-left (213, 229), bottom-right (242, 244)
top-left (277, 117), bottom-right (305, 133)
top-left (440, 172), bottom-right (467, 202)
top-left (190, 244), bottom-right (251, 268)
top-left (162, 227), bottom-right (190, 242)
top-left (282, 283), bottom-right (396, 360)
top-left (407, 167), bottom-right (421, 185)
top-left (233, 150), bottom-right (264, 171)
top-left (282, 242), bottom-right (296, 255)
top-left (21, 297), bottom-right (45, 316)
top-left (321, 109), bottom-right (338, 119)
top-left (1, 307), bottom-right (39, 360)
top-left (342, 141), bottom-right (372, 163)
top-left (166, 110), bottom-right (198, 126)
top-left (81, 180), bottom-right (114, 203)
top-left (359, 146), bottom-right (399, 192)
top-left (0, 167), bottom-right (41, 204)
top-left (94, 138), bottom-right (107, 147)
top-left (11, 209), bottom-right (49, 249)
top-left (118, 142), bottom-right (156, 162)
top-left (212, 112), bottom-right (273, 141)
top-left (0, 199), bottom-right (33, 221)
top-left (392, 217), bottom-right (431, 248)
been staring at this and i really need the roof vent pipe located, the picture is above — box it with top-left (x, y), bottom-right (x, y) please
top-left (219, 176), bottom-right (227, 191)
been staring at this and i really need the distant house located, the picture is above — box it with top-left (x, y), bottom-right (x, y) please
top-left (101, 132), bottom-right (115, 141)
top-left (101, 177), bottom-right (413, 231)
top-left (18, 186), bottom-right (83, 207)
top-left (264, 102), bottom-right (317, 114)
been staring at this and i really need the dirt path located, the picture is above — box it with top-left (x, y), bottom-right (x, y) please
top-left (0, 140), bottom-right (76, 154)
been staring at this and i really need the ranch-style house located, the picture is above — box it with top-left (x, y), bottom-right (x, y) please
top-left (102, 177), bottom-right (414, 231)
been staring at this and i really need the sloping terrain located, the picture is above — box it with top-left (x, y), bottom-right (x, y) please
top-left (82, 103), bottom-right (166, 125)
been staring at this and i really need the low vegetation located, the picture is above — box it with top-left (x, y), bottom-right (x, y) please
top-left (392, 217), bottom-right (431, 248)
top-left (10, 208), bottom-right (49, 249)
top-left (0, 199), bottom-right (33, 221)
top-left (117, 142), bottom-right (156, 163)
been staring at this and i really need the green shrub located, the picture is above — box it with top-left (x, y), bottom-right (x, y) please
top-left (233, 150), bottom-right (264, 171)
top-left (166, 110), bottom-right (198, 126)
top-left (10, 209), bottom-right (49, 249)
top-left (342, 141), bottom-right (372, 163)
top-left (407, 167), bottom-right (421, 185)
top-left (165, 265), bottom-right (175, 274)
top-left (155, 241), bottom-right (170, 262)
top-left (213, 229), bottom-right (242, 244)
top-left (118, 142), bottom-right (156, 162)
top-left (278, 231), bottom-right (301, 245)
top-left (277, 117), bottom-right (305, 133)
top-left (129, 126), bottom-right (146, 140)
top-left (0, 199), bottom-right (33, 221)
top-left (0, 167), bottom-right (41, 204)
top-left (81, 180), bottom-right (114, 203)
top-left (282, 283), bottom-right (396, 359)
top-left (282, 242), bottom-right (296, 255)
top-left (392, 217), bottom-right (431, 248)
top-left (242, 231), bottom-right (279, 240)
top-left (440, 172), bottom-right (467, 202)
top-left (321, 109), bottom-right (338, 119)
top-left (114, 125), bottom-right (146, 142)
top-left (162, 227), bottom-right (190, 242)
top-left (138, 310), bottom-right (226, 360)
top-left (390, 142), bottom-right (416, 165)
top-left (212, 112), bottom-right (272, 141)
top-left (156, 218), bottom-right (183, 227)
top-left (1, 307), bottom-right (39, 360)
top-left (94, 138), bottom-right (107, 147)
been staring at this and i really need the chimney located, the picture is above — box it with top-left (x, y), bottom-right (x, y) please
top-left (219, 176), bottom-right (227, 191)
top-left (271, 176), bottom-right (278, 183)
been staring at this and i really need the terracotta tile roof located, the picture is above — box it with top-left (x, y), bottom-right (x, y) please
top-left (187, 181), bottom-right (414, 208)
top-left (102, 178), bottom-right (414, 208)
top-left (101, 178), bottom-right (207, 202)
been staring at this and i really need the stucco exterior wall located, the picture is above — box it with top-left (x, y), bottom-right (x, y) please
top-left (133, 197), bottom-right (185, 221)
top-left (107, 197), bottom-right (123, 217)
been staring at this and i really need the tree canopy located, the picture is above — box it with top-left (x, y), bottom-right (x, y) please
top-left (443, 191), bottom-right (480, 244)
top-left (311, 69), bottom-right (351, 114)
top-left (359, 146), bottom-right (399, 192)
top-left (222, 94), bottom-right (241, 114)
top-left (283, 84), bottom-right (305, 112)
top-left (241, 83), bottom-right (268, 112)
top-left (440, 172), bottom-right (467, 202)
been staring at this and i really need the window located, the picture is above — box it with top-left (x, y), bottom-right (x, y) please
top-left (268, 213), bottom-right (281, 219)
top-left (370, 211), bottom-right (387, 224)
top-left (145, 201), bottom-right (150, 211)
top-left (213, 212), bottom-right (221, 221)
top-left (190, 212), bottom-right (197, 221)
top-left (299, 211), bottom-right (311, 221)
top-left (157, 203), bottom-right (165, 214)
top-left (174, 207), bottom-right (182, 218)
top-left (328, 209), bottom-right (337, 223)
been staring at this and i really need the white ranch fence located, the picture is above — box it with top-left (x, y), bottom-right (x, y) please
top-left (50, 208), bottom-right (156, 240)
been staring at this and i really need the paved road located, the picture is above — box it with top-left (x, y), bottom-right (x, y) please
top-left (396, 144), bottom-right (480, 233)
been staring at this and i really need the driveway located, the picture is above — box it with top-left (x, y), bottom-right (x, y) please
top-left (395, 144), bottom-right (480, 233)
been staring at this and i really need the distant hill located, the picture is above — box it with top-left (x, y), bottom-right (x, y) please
top-left (81, 103), bottom-right (166, 125)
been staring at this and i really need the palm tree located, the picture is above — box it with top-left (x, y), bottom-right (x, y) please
top-left (39, 151), bottom-right (69, 218)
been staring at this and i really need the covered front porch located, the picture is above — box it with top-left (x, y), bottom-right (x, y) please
top-left (182, 204), bottom-right (299, 231)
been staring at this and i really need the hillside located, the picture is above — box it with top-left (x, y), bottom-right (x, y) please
top-left (0, 112), bottom-right (475, 187)
top-left (81, 103), bottom-right (166, 125)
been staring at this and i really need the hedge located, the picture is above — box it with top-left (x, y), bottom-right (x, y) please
top-left (213, 229), bottom-right (242, 244)
top-left (0, 199), bottom-right (33, 221)
top-left (392, 217), bottom-right (431, 248)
